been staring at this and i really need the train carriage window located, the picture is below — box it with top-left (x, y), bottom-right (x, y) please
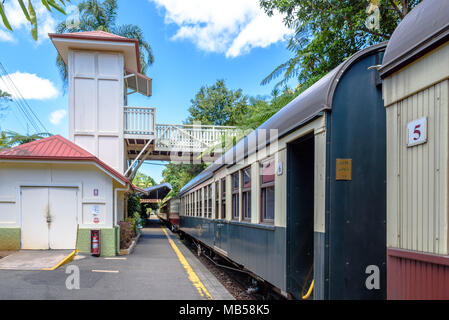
top-left (208, 185), bottom-right (212, 218)
top-left (198, 189), bottom-right (203, 217)
top-left (232, 172), bottom-right (240, 220)
top-left (189, 194), bottom-right (192, 216)
top-left (260, 158), bottom-right (275, 223)
top-left (215, 181), bottom-right (219, 219)
top-left (204, 187), bottom-right (208, 218)
top-left (195, 191), bottom-right (198, 216)
top-left (221, 178), bottom-right (226, 219)
top-left (242, 167), bottom-right (251, 221)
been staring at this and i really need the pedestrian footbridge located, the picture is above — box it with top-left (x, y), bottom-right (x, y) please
top-left (123, 106), bottom-right (240, 179)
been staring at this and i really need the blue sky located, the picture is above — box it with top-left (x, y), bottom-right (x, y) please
top-left (0, 0), bottom-right (295, 183)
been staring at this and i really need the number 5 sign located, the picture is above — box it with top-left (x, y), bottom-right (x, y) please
top-left (407, 117), bottom-right (427, 147)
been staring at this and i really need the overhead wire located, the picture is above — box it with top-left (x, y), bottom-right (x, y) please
top-left (0, 62), bottom-right (49, 134)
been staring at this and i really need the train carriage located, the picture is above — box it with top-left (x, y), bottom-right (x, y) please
top-left (380, 0), bottom-right (449, 300)
top-left (178, 43), bottom-right (388, 300)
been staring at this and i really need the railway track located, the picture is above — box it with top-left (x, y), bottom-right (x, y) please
top-left (179, 232), bottom-right (286, 300)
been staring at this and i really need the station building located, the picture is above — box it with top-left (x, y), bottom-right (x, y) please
top-left (0, 30), bottom-right (152, 256)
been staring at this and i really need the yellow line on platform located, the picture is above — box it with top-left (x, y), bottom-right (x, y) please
top-left (161, 227), bottom-right (213, 300)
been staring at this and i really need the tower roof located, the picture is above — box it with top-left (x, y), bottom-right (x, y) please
top-left (49, 30), bottom-right (141, 73)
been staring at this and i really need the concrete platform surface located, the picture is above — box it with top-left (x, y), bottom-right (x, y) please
top-left (0, 220), bottom-right (234, 300)
top-left (0, 250), bottom-right (72, 271)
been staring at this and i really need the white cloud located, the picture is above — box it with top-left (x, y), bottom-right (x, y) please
top-left (0, 29), bottom-right (14, 42)
top-left (49, 109), bottom-right (67, 125)
top-left (0, 72), bottom-right (59, 100)
top-left (0, 0), bottom-right (58, 43)
top-left (150, 0), bottom-right (294, 57)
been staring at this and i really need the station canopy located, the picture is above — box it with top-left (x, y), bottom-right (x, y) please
top-left (140, 183), bottom-right (172, 204)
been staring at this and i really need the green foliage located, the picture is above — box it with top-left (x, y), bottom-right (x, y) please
top-left (162, 163), bottom-right (207, 197)
top-left (132, 172), bottom-right (156, 189)
top-left (127, 193), bottom-right (141, 218)
top-left (259, 0), bottom-right (422, 89)
top-left (126, 193), bottom-right (145, 236)
top-left (186, 79), bottom-right (249, 126)
top-left (56, 0), bottom-right (154, 85)
top-left (237, 87), bottom-right (301, 130)
top-left (0, 0), bottom-right (69, 41)
top-left (0, 131), bottom-right (52, 150)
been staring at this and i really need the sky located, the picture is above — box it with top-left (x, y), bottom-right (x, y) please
top-left (0, 0), bottom-right (296, 183)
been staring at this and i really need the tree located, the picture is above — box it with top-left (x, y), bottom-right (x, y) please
top-left (162, 163), bottom-right (207, 198)
top-left (186, 80), bottom-right (249, 126)
top-left (259, 0), bottom-right (422, 89)
top-left (0, 0), bottom-right (69, 40)
top-left (56, 0), bottom-right (154, 84)
top-left (132, 172), bottom-right (156, 189)
top-left (0, 130), bottom-right (52, 149)
top-left (237, 87), bottom-right (301, 130)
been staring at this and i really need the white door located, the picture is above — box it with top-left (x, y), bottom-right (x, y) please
top-left (48, 188), bottom-right (78, 250)
top-left (21, 187), bottom-right (78, 250)
top-left (21, 188), bottom-right (49, 250)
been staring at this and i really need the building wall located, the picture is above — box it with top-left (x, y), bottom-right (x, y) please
top-left (68, 50), bottom-right (125, 174)
top-left (0, 161), bottom-right (121, 255)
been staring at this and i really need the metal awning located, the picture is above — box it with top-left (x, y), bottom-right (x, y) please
top-left (125, 68), bottom-right (152, 97)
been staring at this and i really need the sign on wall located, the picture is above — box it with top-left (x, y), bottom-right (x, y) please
top-left (336, 159), bottom-right (352, 181)
top-left (408, 117), bottom-right (427, 147)
top-left (92, 205), bottom-right (100, 224)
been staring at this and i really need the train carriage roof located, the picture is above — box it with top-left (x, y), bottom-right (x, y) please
top-left (380, 0), bottom-right (449, 78)
top-left (179, 43), bottom-right (386, 196)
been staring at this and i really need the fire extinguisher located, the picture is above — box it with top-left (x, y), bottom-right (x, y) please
top-left (91, 230), bottom-right (101, 257)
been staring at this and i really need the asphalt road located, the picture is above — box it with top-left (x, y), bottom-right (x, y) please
top-left (0, 220), bottom-right (232, 300)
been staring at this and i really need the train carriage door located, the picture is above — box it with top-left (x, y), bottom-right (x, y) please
top-left (287, 133), bottom-right (315, 299)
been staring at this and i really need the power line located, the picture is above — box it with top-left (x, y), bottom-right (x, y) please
top-left (0, 62), bottom-right (49, 134)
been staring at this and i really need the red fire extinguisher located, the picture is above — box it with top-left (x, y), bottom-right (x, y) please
top-left (91, 230), bottom-right (101, 257)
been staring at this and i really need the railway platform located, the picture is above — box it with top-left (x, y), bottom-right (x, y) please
top-left (0, 219), bottom-right (234, 300)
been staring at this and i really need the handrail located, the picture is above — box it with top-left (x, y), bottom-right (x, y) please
top-left (156, 123), bottom-right (236, 130)
top-left (124, 106), bottom-right (155, 135)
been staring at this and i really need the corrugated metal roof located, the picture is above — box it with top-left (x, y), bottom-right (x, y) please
top-left (142, 183), bottom-right (172, 200)
top-left (179, 43), bottom-right (387, 197)
top-left (380, 0), bottom-right (449, 78)
top-left (0, 135), bottom-right (129, 184)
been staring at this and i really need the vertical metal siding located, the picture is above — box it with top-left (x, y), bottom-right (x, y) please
top-left (387, 81), bottom-right (449, 255)
top-left (387, 249), bottom-right (449, 300)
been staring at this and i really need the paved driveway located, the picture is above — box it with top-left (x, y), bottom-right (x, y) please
top-left (0, 220), bottom-right (233, 300)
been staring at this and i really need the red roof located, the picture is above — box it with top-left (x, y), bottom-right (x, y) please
top-left (64, 30), bottom-right (128, 39)
top-left (48, 31), bottom-right (141, 73)
top-left (0, 135), bottom-right (130, 185)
